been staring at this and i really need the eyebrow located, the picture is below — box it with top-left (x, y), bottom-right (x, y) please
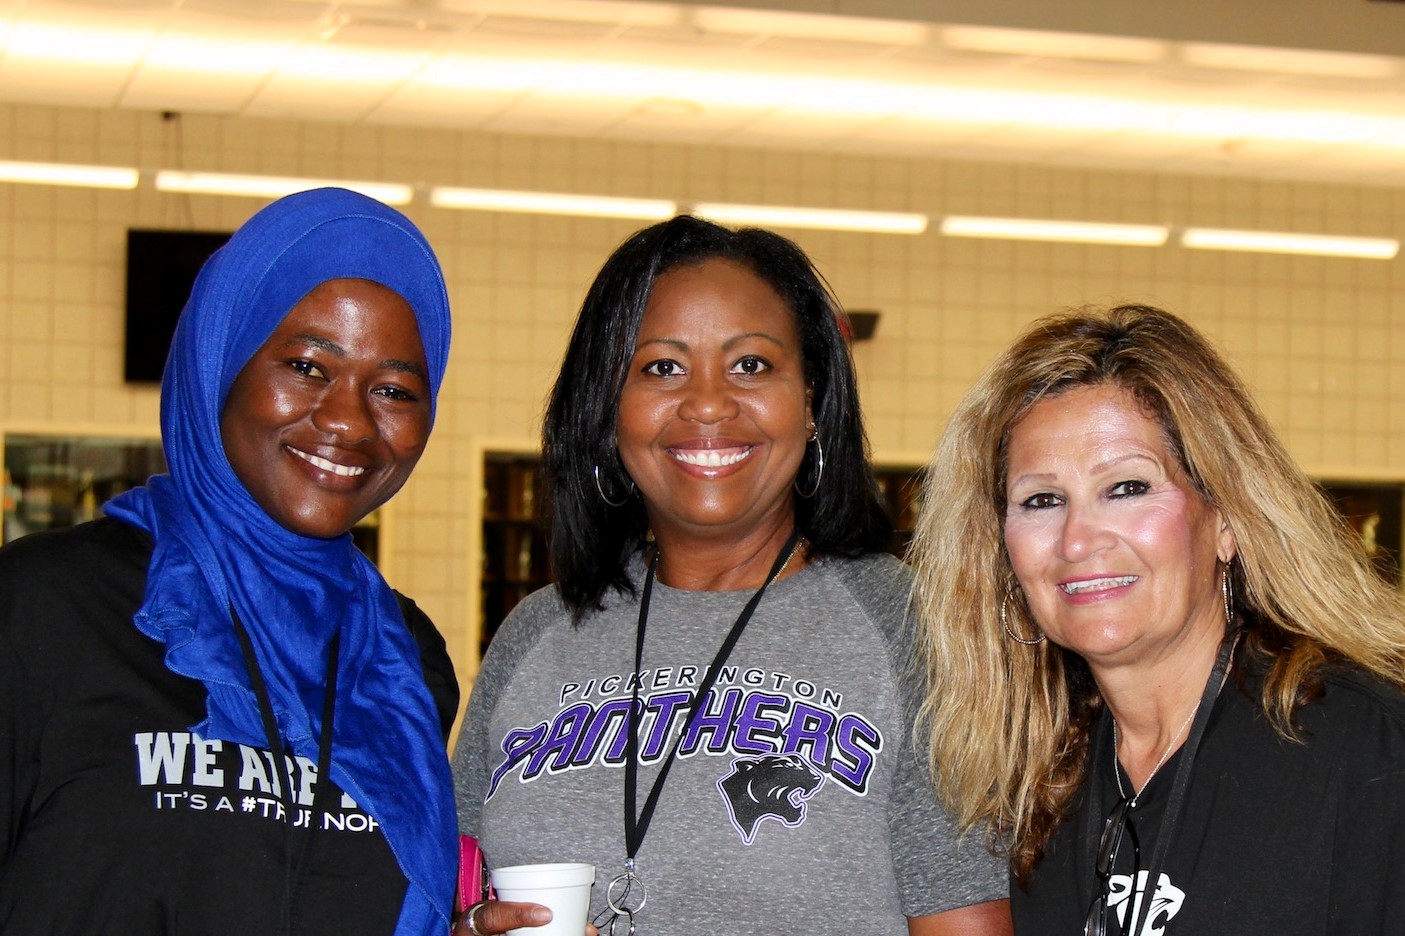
top-left (292, 333), bottom-right (344, 356)
top-left (1008, 451), bottom-right (1162, 487)
top-left (382, 358), bottom-right (430, 381)
top-left (635, 331), bottom-right (787, 352)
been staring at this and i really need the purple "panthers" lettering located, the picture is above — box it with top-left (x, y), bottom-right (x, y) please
top-left (485, 688), bottom-right (881, 799)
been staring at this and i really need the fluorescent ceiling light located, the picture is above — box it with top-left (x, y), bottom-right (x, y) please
top-left (940, 216), bottom-right (1168, 246)
top-left (458, 0), bottom-right (679, 28)
top-left (941, 25), bottom-right (1164, 63)
top-left (1181, 228), bottom-right (1399, 259)
top-left (7, 22), bottom-right (149, 65)
top-left (0, 160), bottom-right (138, 189)
top-left (411, 56), bottom-right (1405, 149)
top-left (692, 203), bottom-right (927, 234)
top-left (1180, 43), bottom-right (1397, 79)
top-left (429, 187), bottom-right (676, 220)
top-left (155, 171), bottom-right (413, 205)
top-left (693, 8), bottom-right (928, 45)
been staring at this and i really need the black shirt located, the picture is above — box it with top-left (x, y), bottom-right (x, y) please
top-left (1013, 665), bottom-right (1405, 935)
top-left (0, 518), bottom-right (458, 935)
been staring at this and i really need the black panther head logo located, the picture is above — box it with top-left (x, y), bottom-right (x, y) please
top-left (716, 754), bottom-right (824, 844)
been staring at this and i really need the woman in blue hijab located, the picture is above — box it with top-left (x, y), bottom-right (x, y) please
top-left (0, 188), bottom-right (458, 935)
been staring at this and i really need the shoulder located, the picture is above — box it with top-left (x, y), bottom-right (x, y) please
top-left (472, 585), bottom-right (571, 697)
top-left (0, 518), bottom-right (151, 624)
top-left (812, 551), bottom-right (912, 630)
top-left (1229, 664), bottom-right (1405, 775)
top-left (816, 550), bottom-right (911, 599)
top-left (0, 519), bottom-right (153, 689)
top-left (788, 553), bottom-right (919, 687)
top-left (1310, 666), bottom-right (1405, 740)
top-left (0, 517), bottom-right (151, 579)
top-left (494, 584), bottom-right (572, 644)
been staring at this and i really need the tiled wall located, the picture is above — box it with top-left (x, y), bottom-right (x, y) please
top-left (3, 101), bottom-right (1403, 691)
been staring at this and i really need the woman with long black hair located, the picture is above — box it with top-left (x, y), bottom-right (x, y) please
top-left (454, 215), bottom-right (1010, 936)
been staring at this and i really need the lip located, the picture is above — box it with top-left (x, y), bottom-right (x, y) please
top-left (665, 440), bottom-right (755, 477)
top-left (1057, 574), bottom-right (1138, 602)
top-left (287, 445), bottom-right (369, 480)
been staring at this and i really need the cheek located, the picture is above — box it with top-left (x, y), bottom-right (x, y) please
top-left (1121, 500), bottom-right (1199, 565)
top-left (383, 407), bottom-right (432, 456)
top-left (1003, 515), bottom-right (1052, 579)
top-left (615, 394), bottom-right (662, 454)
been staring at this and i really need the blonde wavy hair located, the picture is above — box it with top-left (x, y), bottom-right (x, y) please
top-left (910, 304), bottom-right (1405, 885)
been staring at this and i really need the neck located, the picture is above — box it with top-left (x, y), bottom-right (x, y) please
top-left (652, 523), bottom-right (802, 592)
top-left (1097, 629), bottom-right (1226, 792)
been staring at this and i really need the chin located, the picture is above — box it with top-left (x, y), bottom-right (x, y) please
top-left (275, 510), bottom-right (356, 540)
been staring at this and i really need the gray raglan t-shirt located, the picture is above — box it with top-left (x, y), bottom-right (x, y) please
top-left (453, 552), bottom-right (1006, 934)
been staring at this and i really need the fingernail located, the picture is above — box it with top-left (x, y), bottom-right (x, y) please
top-left (530, 907), bottom-right (554, 924)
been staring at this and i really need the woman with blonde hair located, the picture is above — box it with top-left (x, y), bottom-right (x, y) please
top-left (911, 304), bottom-right (1405, 934)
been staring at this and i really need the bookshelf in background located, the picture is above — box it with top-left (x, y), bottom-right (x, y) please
top-left (480, 453), bottom-right (550, 653)
top-left (873, 464), bottom-right (924, 560)
top-left (1320, 481), bottom-right (1402, 586)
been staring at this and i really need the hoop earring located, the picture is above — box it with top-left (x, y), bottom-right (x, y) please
top-left (593, 464), bottom-right (633, 508)
top-left (1221, 561), bottom-right (1235, 628)
top-left (1001, 587), bottom-right (1045, 645)
top-left (793, 429), bottom-right (824, 499)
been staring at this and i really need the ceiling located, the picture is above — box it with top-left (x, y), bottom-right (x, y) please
top-left (5, 0), bottom-right (1405, 186)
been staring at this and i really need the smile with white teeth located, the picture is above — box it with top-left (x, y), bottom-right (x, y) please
top-left (1060, 575), bottom-right (1137, 595)
top-left (289, 447), bottom-right (366, 477)
top-left (670, 448), bottom-right (751, 468)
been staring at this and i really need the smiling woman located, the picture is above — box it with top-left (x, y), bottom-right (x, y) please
top-left (0, 188), bottom-right (460, 936)
top-left (615, 257), bottom-right (813, 556)
top-left (221, 277), bottom-right (433, 539)
top-left (910, 305), bottom-right (1405, 936)
top-left (451, 215), bottom-right (1011, 936)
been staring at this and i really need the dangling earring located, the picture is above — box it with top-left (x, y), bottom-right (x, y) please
top-left (793, 427), bottom-right (824, 499)
top-left (593, 464), bottom-right (634, 508)
top-left (1221, 560), bottom-right (1235, 628)
top-left (1001, 586), bottom-right (1045, 645)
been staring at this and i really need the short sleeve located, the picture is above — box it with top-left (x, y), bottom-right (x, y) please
top-left (450, 586), bottom-right (563, 834)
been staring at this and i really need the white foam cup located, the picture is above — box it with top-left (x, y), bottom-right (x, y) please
top-left (489, 862), bottom-right (596, 936)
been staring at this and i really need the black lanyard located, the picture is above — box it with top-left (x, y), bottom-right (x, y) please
top-left (231, 606), bottom-right (340, 936)
top-left (622, 529), bottom-right (801, 864)
top-left (1084, 629), bottom-right (1238, 936)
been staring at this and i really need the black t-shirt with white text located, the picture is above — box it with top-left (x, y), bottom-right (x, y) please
top-left (1013, 665), bottom-right (1405, 935)
top-left (0, 518), bottom-right (459, 935)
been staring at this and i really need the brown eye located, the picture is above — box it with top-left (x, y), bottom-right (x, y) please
top-left (731, 355), bottom-right (770, 375)
top-left (288, 359), bottom-right (326, 379)
top-left (643, 359), bottom-right (683, 377)
top-left (374, 385), bottom-right (419, 402)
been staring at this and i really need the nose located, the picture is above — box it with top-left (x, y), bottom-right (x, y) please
top-left (676, 368), bottom-right (739, 424)
top-left (1058, 499), bottom-right (1114, 561)
top-left (311, 381), bottom-right (377, 442)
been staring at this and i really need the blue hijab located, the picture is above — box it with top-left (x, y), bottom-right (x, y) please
top-left (106, 188), bottom-right (456, 934)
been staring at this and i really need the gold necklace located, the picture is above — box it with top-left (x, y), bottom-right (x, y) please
top-left (1113, 635), bottom-right (1240, 804)
top-left (1112, 704), bottom-right (1198, 804)
top-left (766, 536), bottom-right (805, 587)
